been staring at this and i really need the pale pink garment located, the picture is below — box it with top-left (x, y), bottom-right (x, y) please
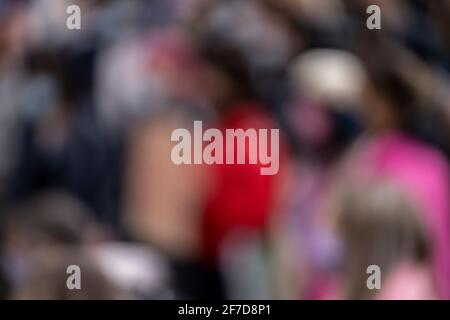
top-left (377, 262), bottom-right (438, 300)
top-left (346, 130), bottom-right (450, 299)
top-left (320, 263), bottom-right (437, 300)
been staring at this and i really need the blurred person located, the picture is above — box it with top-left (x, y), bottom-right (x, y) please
top-left (0, 0), bottom-right (28, 200)
top-left (334, 182), bottom-right (437, 300)
top-left (95, 27), bottom-right (209, 133)
top-left (12, 247), bottom-right (123, 300)
top-left (355, 37), bottom-right (450, 158)
top-left (118, 29), bottom-right (216, 299)
top-left (3, 189), bottom-right (174, 299)
top-left (0, 191), bottom-right (107, 294)
top-left (339, 54), bottom-right (450, 298)
top-left (12, 46), bottom-right (124, 230)
top-left (10, 0), bottom-right (136, 231)
top-left (124, 111), bottom-right (212, 299)
top-left (196, 0), bottom-right (298, 107)
top-left (194, 38), bottom-right (291, 300)
top-left (268, 49), bottom-right (366, 299)
top-left (124, 114), bottom-right (209, 259)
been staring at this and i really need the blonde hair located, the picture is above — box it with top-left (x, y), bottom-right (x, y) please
top-left (335, 181), bottom-right (431, 299)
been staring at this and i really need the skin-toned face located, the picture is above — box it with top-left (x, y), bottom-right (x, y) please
top-left (362, 82), bottom-right (400, 133)
top-left (201, 63), bottom-right (236, 113)
top-left (0, 6), bottom-right (26, 62)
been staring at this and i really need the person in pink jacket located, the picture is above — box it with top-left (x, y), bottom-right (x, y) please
top-left (339, 65), bottom-right (450, 299)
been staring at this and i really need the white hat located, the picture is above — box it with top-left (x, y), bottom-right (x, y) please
top-left (290, 49), bottom-right (367, 108)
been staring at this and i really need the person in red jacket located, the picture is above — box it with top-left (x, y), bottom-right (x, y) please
top-left (199, 43), bottom-right (288, 265)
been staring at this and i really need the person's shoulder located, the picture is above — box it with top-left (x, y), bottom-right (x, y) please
top-left (401, 134), bottom-right (450, 175)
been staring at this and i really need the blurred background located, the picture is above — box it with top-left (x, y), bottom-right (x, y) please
top-left (0, 0), bottom-right (450, 300)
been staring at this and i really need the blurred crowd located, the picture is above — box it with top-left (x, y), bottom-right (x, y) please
top-left (1, 0), bottom-right (450, 300)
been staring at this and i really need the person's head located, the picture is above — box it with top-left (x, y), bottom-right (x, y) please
top-left (2, 191), bottom-right (105, 250)
top-left (199, 40), bottom-right (256, 112)
top-left (361, 50), bottom-right (417, 134)
top-left (12, 247), bottom-right (122, 300)
top-left (365, 72), bottom-right (415, 133)
top-left (1, 191), bottom-right (106, 273)
top-left (0, 191), bottom-right (109, 298)
top-left (335, 181), bottom-right (432, 299)
top-left (288, 49), bottom-right (366, 158)
top-left (0, 0), bottom-right (27, 61)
